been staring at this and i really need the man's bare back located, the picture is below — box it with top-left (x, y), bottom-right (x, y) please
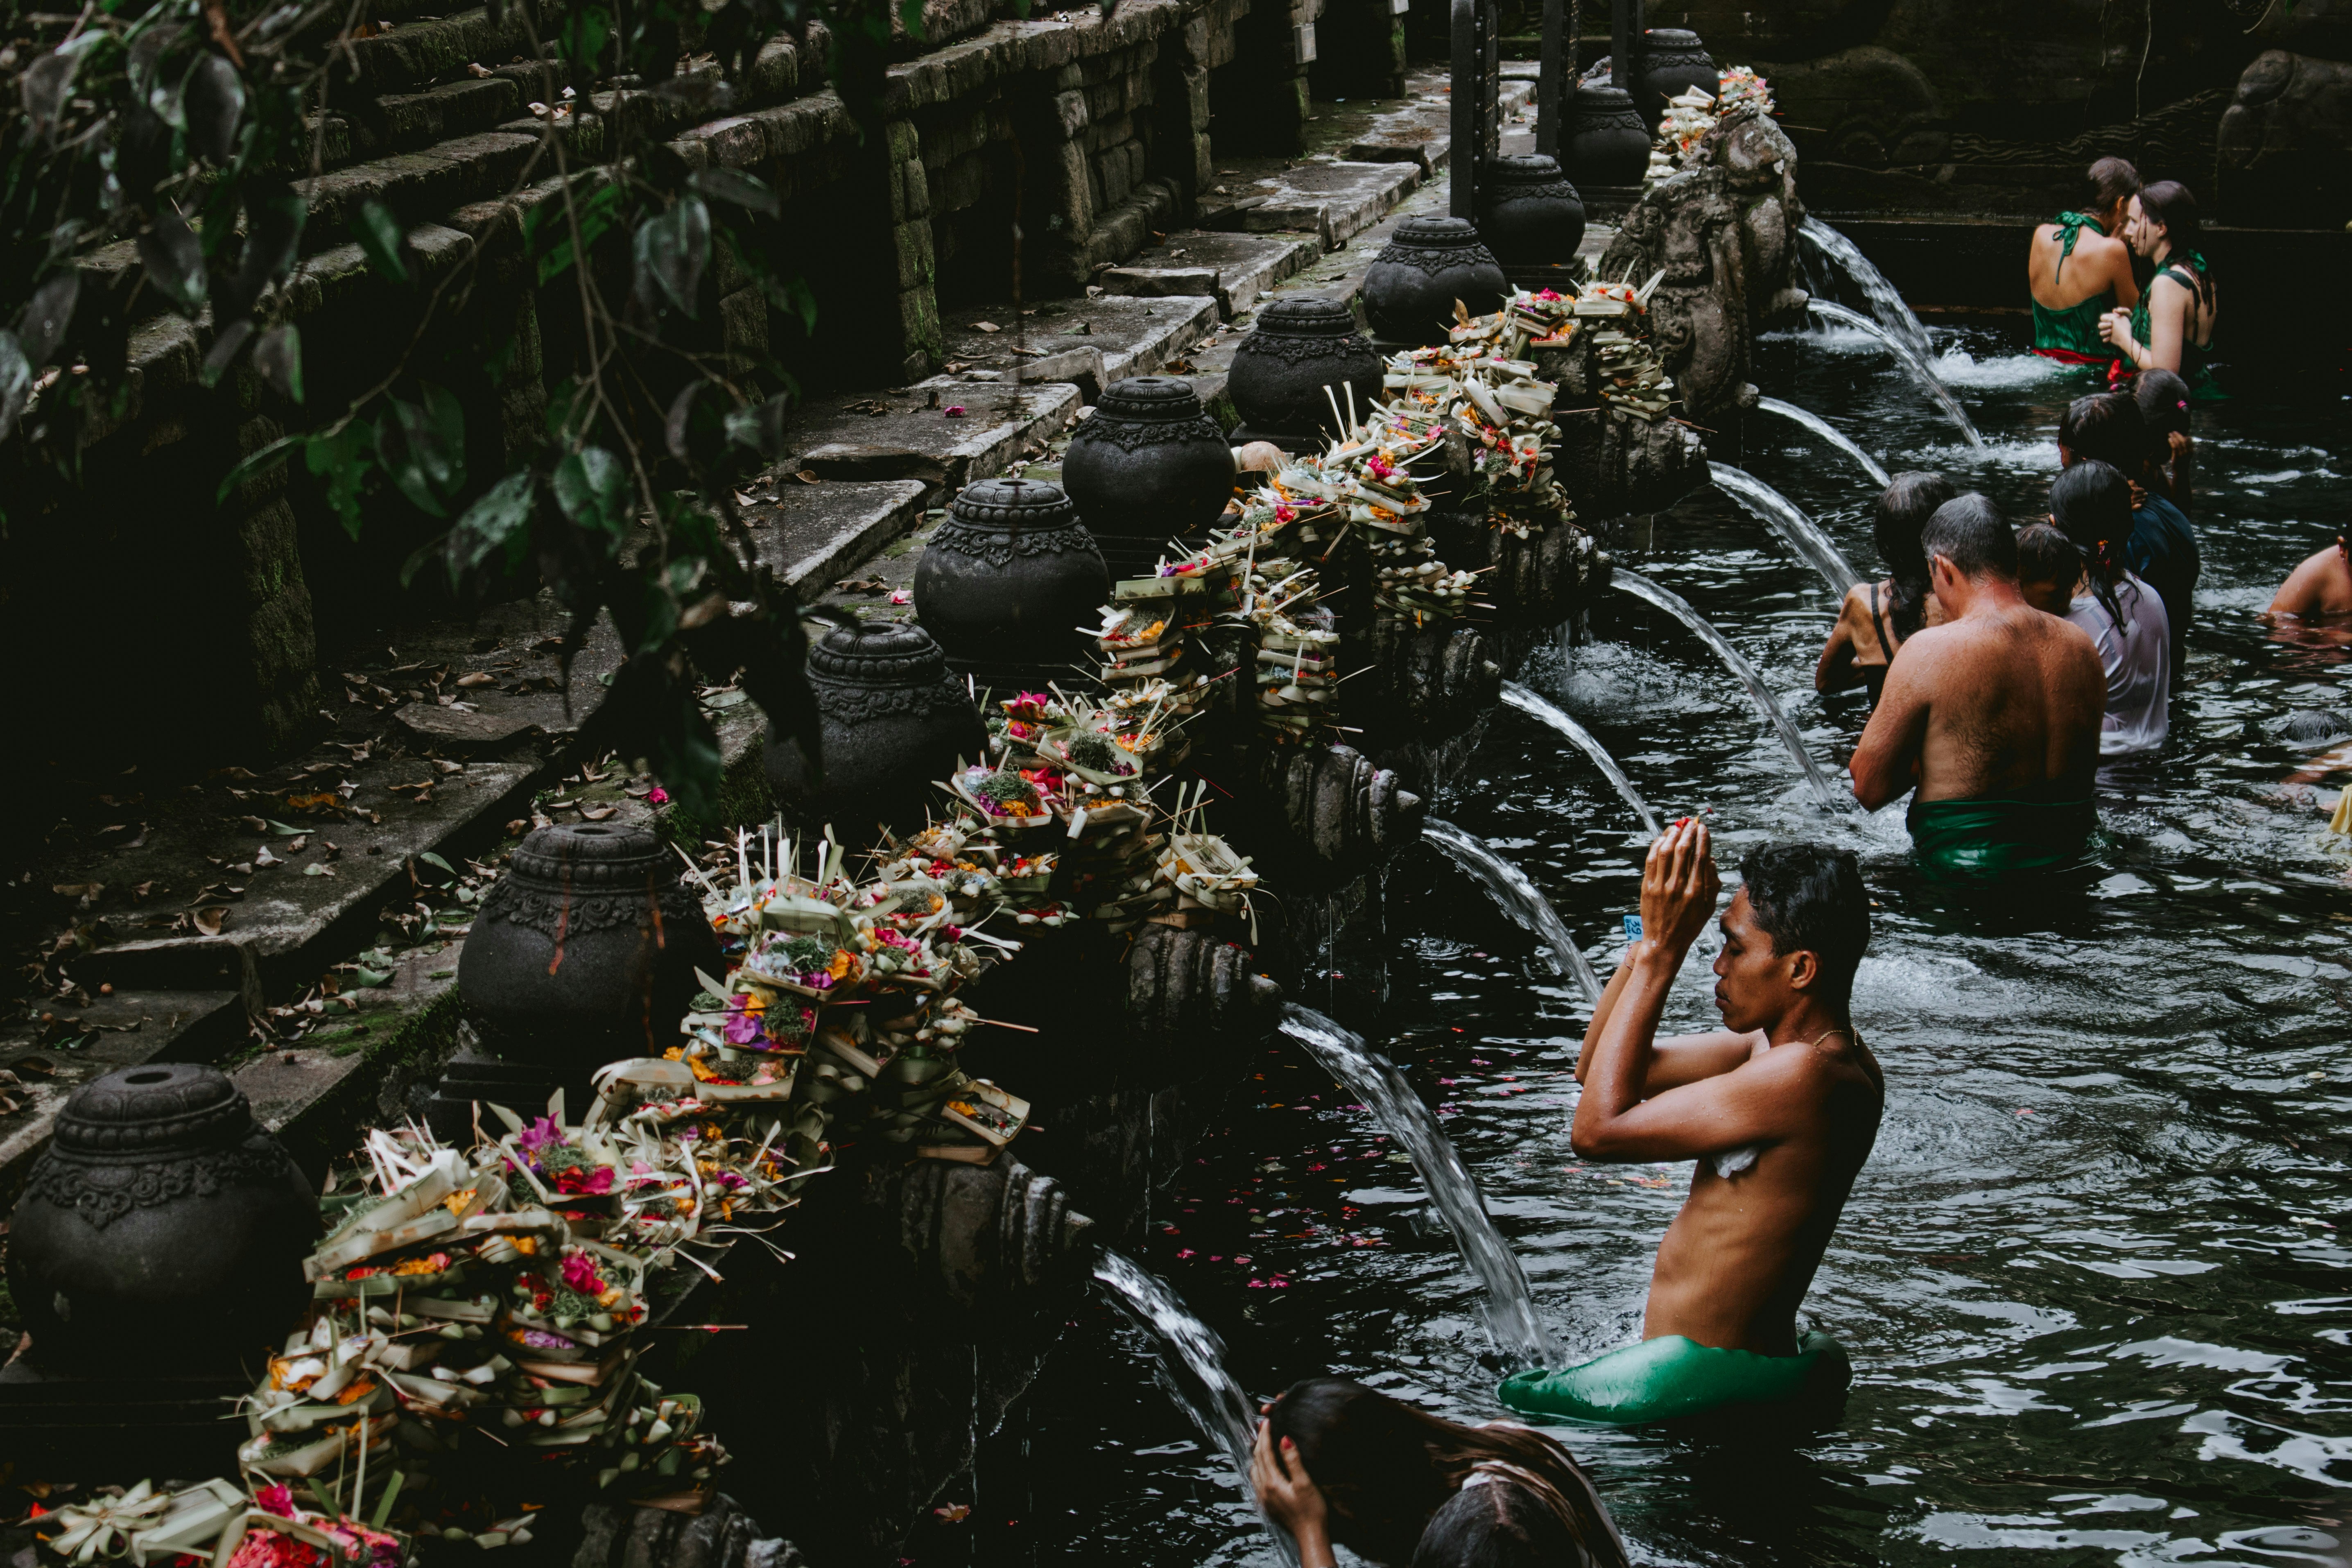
top-left (2268, 541), bottom-right (2352, 622)
top-left (1851, 514), bottom-right (2105, 810)
top-left (1573, 826), bottom-right (1882, 1356)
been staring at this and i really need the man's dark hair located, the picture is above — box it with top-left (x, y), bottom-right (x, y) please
top-left (2060, 391), bottom-right (2147, 474)
top-left (1738, 844), bottom-right (1870, 1006)
top-left (1920, 493), bottom-right (2019, 582)
top-left (1873, 471), bottom-right (1957, 640)
top-left (2015, 522), bottom-right (2080, 593)
top-left (2084, 156), bottom-right (2139, 216)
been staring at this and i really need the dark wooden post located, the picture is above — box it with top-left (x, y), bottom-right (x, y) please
top-left (1450, 0), bottom-right (1482, 218)
top-left (1610, 0), bottom-right (1642, 88)
top-left (1535, 0), bottom-right (1564, 156)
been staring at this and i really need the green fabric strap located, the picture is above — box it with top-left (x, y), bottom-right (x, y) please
top-left (2052, 210), bottom-right (2103, 267)
top-left (1496, 1332), bottom-right (1851, 1426)
top-left (2128, 250), bottom-right (2219, 394)
top-left (1906, 794), bottom-right (2096, 881)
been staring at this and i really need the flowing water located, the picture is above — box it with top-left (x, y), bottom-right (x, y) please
top-left (1091, 1251), bottom-right (1270, 1518)
top-left (1808, 299), bottom-right (1988, 451)
top-left (910, 323), bottom-right (2352, 1568)
top-left (1710, 462), bottom-right (1863, 596)
top-left (1500, 680), bottom-right (1663, 837)
top-left (1755, 396), bottom-right (1892, 487)
top-left (1612, 569), bottom-right (1847, 810)
top-left (1799, 217), bottom-right (1935, 360)
top-left (1278, 1005), bottom-right (1558, 1370)
top-left (1424, 818), bottom-right (1606, 1002)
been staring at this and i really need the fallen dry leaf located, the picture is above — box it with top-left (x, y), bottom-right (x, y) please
top-left (287, 835), bottom-right (308, 853)
top-left (433, 759), bottom-right (464, 775)
top-left (255, 847), bottom-right (283, 868)
top-left (580, 805), bottom-right (617, 822)
top-left (506, 819), bottom-right (529, 835)
top-left (456, 672), bottom-right (496, 688)
top-left (971, 321), bottom-right (1001, 333)
top-left (795, 469), bottom-right (820, 484)
top-left (192, 907), bottom-right (229, 937)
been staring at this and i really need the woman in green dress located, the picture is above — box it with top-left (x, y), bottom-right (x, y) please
top-left (2028, 157), bottom-right (2140, 364)
top-left (2100, 181), bottom-right (2220, 397)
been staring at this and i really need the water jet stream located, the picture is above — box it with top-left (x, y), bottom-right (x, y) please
top-left (1499, 682), bottom-right (1663, 837)
top-left (1755, 396), bottom-right (1892, 488)
top-left (1423, 819), bottom-right (1605, 1003)
top-left (1278, 1005), bottom-right (1559, 1371)
top-left (1610, 570), bottom-right (1846, 810)
top-left (1799, 217), bottom-right (1935, 359)
top-left (1709, 463), bottom-right (1861, 596)
top-left (1091, 1250), bottom-right (1289, 1553)
top-left (1806, 299), bottom-right (1986, 450)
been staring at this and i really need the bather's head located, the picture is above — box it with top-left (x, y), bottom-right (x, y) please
top-left (2015, 522), bottom-right (2081, 616)
top-left (2083, 156), bottom-right (2140, 236)
top-left (1262, 1379), bottom-right (1623, 1567)
top-left (1714, 843), bottom-right (1870, 1026)
top-left (1874, 470), bottom-right (1958, 636)
top-left (2059, 391), bottom-right (2148, 477)
top-left (1921, 493), bottom-right (2020, 612)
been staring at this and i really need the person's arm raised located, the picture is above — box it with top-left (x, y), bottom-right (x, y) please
top-left (1815, 586), bottom-right (1868, 693)
top-left (1573, 823), bottom-right (1728, 1159)
top-left (1848, 639), bottom-right (1933, 810)
top-left (1576, 840), bottom-right (1761, 1091)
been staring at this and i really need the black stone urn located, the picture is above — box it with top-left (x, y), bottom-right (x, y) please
top-left (1562, 86), bottom-right (1651, 187)
top-left (1362, 217), bottom-right (1509, 346)
top-left (765, 620), bottom-right (988, 841)
top-left (457, 823), bottom-right (723, 1101)
top-left (1227, 296), bottom-right (1385, 450)
top-left (3, 1063), bottom-right (318, 1379)
top-left (913, 477), bottom-right (1110, 688)
top-left (1479, 154), bottom-right (1588, 267)
top-left (1060, 378), bottom-right (1235, 579)
top-left (1635, 29), bottom-right (1718, 128)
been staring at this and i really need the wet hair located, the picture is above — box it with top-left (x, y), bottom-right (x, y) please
top-left (1736, 843), bottom-right (1870, 1007)
top-left (1919, 493), bottom-right (2019, 583)
top-left (1874, 471), bottom-right (1958, 640)
top-left (2060, 392), bottom-right (2148, 475)
top-left (2133, 369), bottom-right (2192, 438)
top-left (2016, 522), bottom-right (2081, 600)
top-left (2083, 156), bottom-right (2139, 221)
top-left (1412, 1478), bottom-right (1594, 1568)
top-left (2136, 181), bottom-right (2212, 309)
top-left (2050, 459), bottom-right (2134, 627)
top-left (1265, 1380), bottom-right (1625, 1568)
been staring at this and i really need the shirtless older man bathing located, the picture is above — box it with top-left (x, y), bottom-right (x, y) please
top-left (1498, 823), bottom-right (1883, 1425)
top-left (1852, 493), bottom-right (2107, 879)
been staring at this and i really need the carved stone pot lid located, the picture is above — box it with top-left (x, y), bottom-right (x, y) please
top-left (807, 619), bottom-right (951, 689)
top-left (1088, 376), bottom-right (1212, 423)
top-left (1571, 85), bottom-right (1641, 113)
top-left (1486, 153), bottom-right (1579, 194)
top-left (506, 821), bottom-right (668, 889)
top-left (1377, 216), bottom-right (1497, 264)
top-left (947, 476), bottom-right (1083, 532)
top-left (52, 1063), bottom-right (253, 1158)
top-left (1248, 296), bottom-right (1362, 338)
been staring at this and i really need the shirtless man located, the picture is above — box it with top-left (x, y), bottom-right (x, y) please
top-left (2268, 536), bottom-right (2352, 622)
top-left (1850, 493), bottom-right (2107, 879)
top-left (1497, 825), bottom-right (1882, 1425)
top-left (2029, 157), bottom-right (2141, 364)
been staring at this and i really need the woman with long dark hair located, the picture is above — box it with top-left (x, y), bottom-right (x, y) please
top-left (2099, 181), bottom-right (2219, 396)
top-left (1814, 471), bottom-right (1960, 703)
top-left (1249, 1379), bottom-right (1628, 1568)
top-left (2050, 459), bottom-right (2170, 758)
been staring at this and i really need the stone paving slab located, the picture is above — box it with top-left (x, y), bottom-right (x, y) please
top-left (746, 479), bottom-right (931, 600)
top-left (791, 382), bottom-right (1079, 491)
top-left (234, 939), bottom-right (463, 1154)
top-left (931, 294), bottom-right (1220, 388)
top-left (1230, 159), bottom-right (1420, 249)
top-left (1099, 231), bottom-right (1320, 319)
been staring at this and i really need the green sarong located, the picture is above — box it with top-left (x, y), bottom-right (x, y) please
top-left (1497, 1331), bottom-right (1850, 1426)
top-left (1907, 793), bottom-right (2096, 881)
top-left (2031, 213), bottom-right (2117, 364)
top-left (2125, 251), bottom-right (2222, 399)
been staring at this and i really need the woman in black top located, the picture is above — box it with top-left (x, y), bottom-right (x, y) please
top-left (1815, 472), bottom-right (1960, 704)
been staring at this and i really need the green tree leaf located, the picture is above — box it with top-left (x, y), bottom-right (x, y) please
top-left (16, 272), bottom-right (80, 369)
top-left (353, 200), bottom-right (412, 285)
top-left (560, 5), bottom-right (613, 72)
top-left (552, 446), bottom-right (630, 545)
top-left (0, 332), bottom-right (33, 444)
top-left (138, 210), bottom-right (207, 315)
top-left (633, 195), bottom-right (710, 319)
top-left (305, 423), bottom-right (375, 539)
top-left (254, 323), bottom-right (303, 404)
top-left (377, 385), bottom-right (466, 517)
top-left (183, 53), bottom-right (246, 165)
top-left (690, 167), bottom-right (780, 217)
top-left (446, 471), bottom-right (538, 586)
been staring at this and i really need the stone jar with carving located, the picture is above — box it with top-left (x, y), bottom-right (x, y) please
top-left (458, 822), bottom-right (722, 1086)
top-left (1635, 28), bottom-right (1718, 127)
top-left (1363, 217), bottom-right (1510, 345)
top-left (1562, 86), bottom-right (1651, 187)
top-left (1226, 297), bottom-right (1383, 449)
top-left (913, 477), bottom-right (1109, 686)
top-left (4, 1063), bottom-right (318, 1378)
top-left (1479, 154), bottom-right (1588, 267)
top-left (1059, 378), bottom-right (1234, 579)
top-left (766, 621), bottom-right (988, 841)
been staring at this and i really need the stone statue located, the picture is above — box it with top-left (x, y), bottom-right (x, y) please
top-left (1598, 107), bottom-right (1810, 426)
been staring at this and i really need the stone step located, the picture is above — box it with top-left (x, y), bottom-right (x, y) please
top-left (790, 382), bottom-right (1080, 491)
top-left (745, 480), bottom-right (933, 601)
top-left (926, 294), bottom-right (1219, 392)
top-left (1098, 231), bottom-right (1321, 319)
top-left (1214, 159), bottom-right (1423, 250)
top-left (0, 989), bottom-right (247, 1204)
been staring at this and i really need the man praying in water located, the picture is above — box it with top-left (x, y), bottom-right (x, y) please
top-left (1850, 494), bottom-right (2107, 880)
top-left (1498, 824), bottom-right (1882, 1426)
